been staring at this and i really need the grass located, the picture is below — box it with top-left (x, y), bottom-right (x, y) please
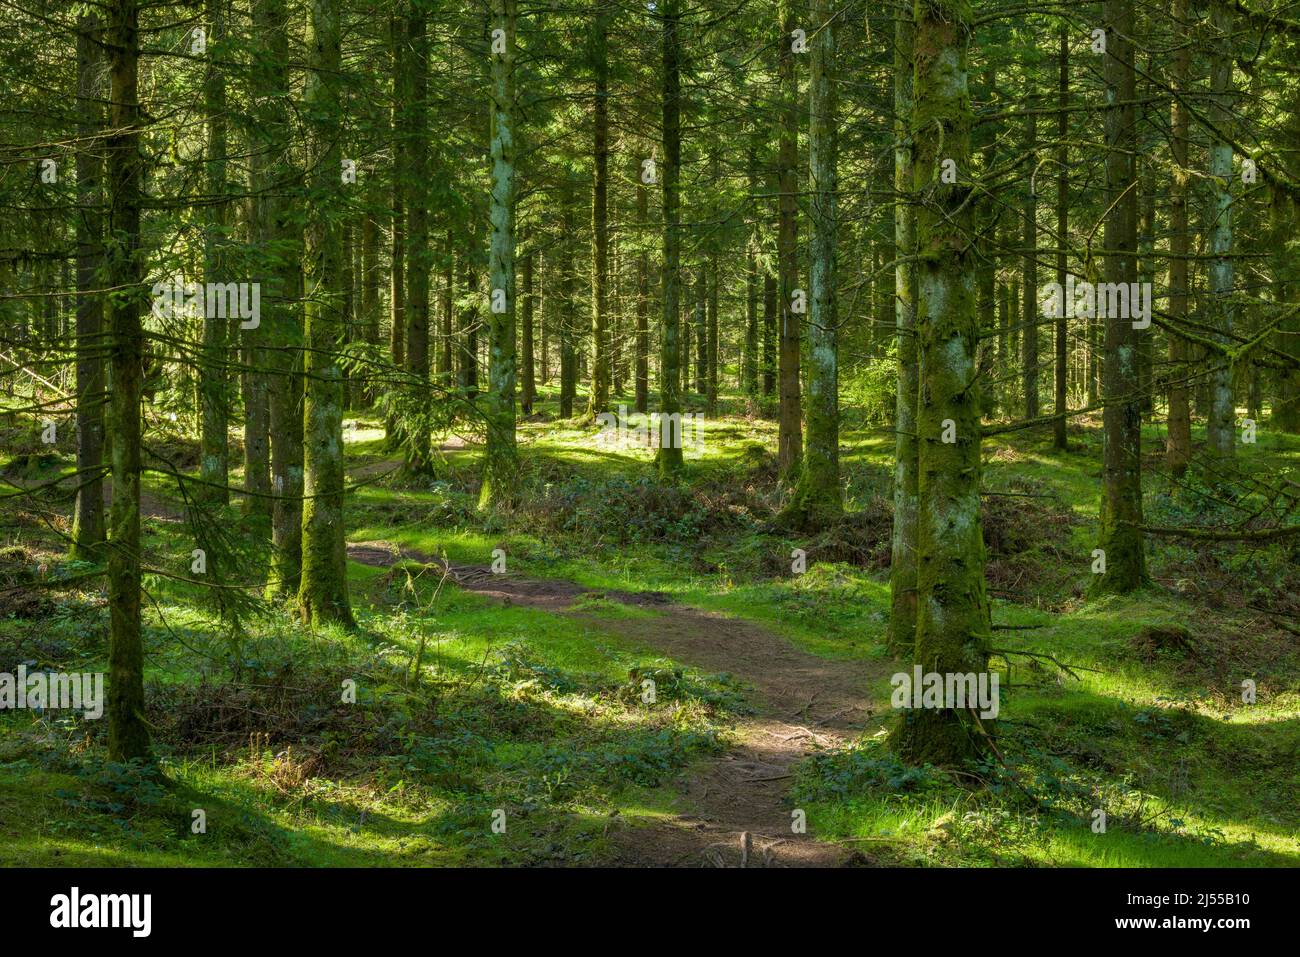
top-left (2, 384), bottom-right (1298, 866)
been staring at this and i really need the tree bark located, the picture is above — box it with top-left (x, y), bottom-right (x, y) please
top-left (585, 2), bottom-right (611, 421)
top-left (105, 0), bottom-right (149, 761)
top-left (776, 0), bottom-right (802, 477)
top-left (1094, 0), bottom-right (1147, 594)
top-left (298, 0), bottom-right (354, 628)
top-left (1053, 28), bottom-right (1069, 450)
top-left (71, 13), bottom-right (107, 560)
top-left (481, 0), bottom-right (518, 509)
top-left (656, 0), bottom-right (684, 477)
top-left (890, 0), bottom-right (992, 766)
top-left (1206, 0), bottom-right (1236, 458)
top-left (783, 0), bottom-right (840, 531)
top-left (888, 1), bottom-right (918, 656)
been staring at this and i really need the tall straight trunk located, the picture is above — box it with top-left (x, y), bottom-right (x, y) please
top-left (389, 14), bottom-right (407, 378)
top-left (776, 0), bottom-right (802, 476)
top-left (241, 326), bottom-right (271, 519)
top-left (888, 3), bottom-right (918, 655)
top-left (744, 156), bottom-right (759, 400)
top-left (890, 0), bottom-right (991, 766)
top-left (762, 268), bottom-right (776, 397)
top-left (1273, 72), bottom-right (1300, 432)
top-left (997, 279), bottom-right (1009, 370)
top-left (1137, 151), bottom-right (1156, 418)
top-left (707, 253), bottom-right (718, 414)
top-left (521, 235), bottom-right (536, 413)
top-left (254, 0), bottom-right (302, 598)
top-left (1053, 28), bottom-right (1069, 450)
top-left (460, 261), bottom-right (479, 397)
top-left (362, 212), bottom-right (380, 347)
top-left (1206, 0), bottom-right (1236, 457)
top-left (540, 255), bottom-right (550, 385)
top-left (439, 230), bottom-right (454, 380)
top-left (635, 172), bottom-right (649, 413)
top-left (656, 0), bottom-right (684, 476)
top-left (585, 2), bottom-right (611, 420)
top-left (1021, 77), bottom-right (1039, 420)
top-left (481, 0), bottom-right (518, 509)
top-left (611, 223), bottom-right (624, 395)
top-left (977, 66), bottom-right (999, 418)
top-left (105, 0), bottom-right (149, 761)
top-left (783, 0), bottom-right (840, 530)
top-left (1095, 0), bottom-right (1147, 594)
top-left (71, 13), bottom-right (107, 560)
top-left (341, 221), bottom-right (355, 409)
top-left (298, 0), bottom-right (353, 628)
top-left (198, 0), bottom-right (230, 506)
top-left (559, 193), bottom-right (577, 417)
top-left (693, 268), bottom-right (706, 394)
top-left (681, 277), bottom-right (691, 390)
top-left (242, 0), bottom-right (276, 521)
top-left (404, 5), bottom-right (432, 474)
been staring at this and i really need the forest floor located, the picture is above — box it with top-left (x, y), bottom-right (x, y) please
top-left (344, 542), bottom-right (885, 865)
top-left (2, 386), bottom-right (1299, 867)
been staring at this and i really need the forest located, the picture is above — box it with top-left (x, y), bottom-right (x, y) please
top-left (0, 0), bottom-right (1297, 873)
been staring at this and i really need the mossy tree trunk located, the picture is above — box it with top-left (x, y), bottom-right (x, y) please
top-left (783, 0), bottom-right (841, 532)
top-left (889, 0), bottom-right (992, 766)
top-left (656, 0), bottom-right (684, 478)
top-left (1206, 0), bottom-right (1236, 458)
top-left (198, 0), bottom-right (230, 508)
top-left (404, 4), bottom-right (433, 476)
top-left (297, 0), bottom-right (354, 629)
top-left (386, 12), bottom-right (406, 449)
top-left (71, 12), bottom-right (107, 561)
top-left (1053, 29), bottom-right (1069, 450)
top-left (1021, 76), bottom-right (1038, 421)
top-left (480, 0), bottom-right (519, 510)
top-left (776, 0), bottom-right (801, 478)
top-left (255, 0), bottom-right (304, 599)
top-left (635, 169), bottom-right (649, 413)
top-left (559, 192), bottom-right (577, 417)
top-left (1167, 0), bottom-right (1192, 470)
top-left (888, 4), bottom-right (918, 655)
top-left (1094, 0), bottom-right (1147, 594)
top-left (585, 1), bottom-right (611, 423)
top-left (105, 0), bottom-right (150, 762)
top-left (521, 233), bottom-right (536, 414)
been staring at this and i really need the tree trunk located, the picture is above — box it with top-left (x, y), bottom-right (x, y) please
top-left (481, 0), bottom-right (518, 510)
top-left (1206, 0), bottom-right (1236, 458)
top-left (1167, 13), bottom-right (1192, 471)
top-left (890, 0), bottom-right (991, 766)
top-left (1095, 0), bottom-right (1147, 594)
top-left (105, 0), bottom-right (149, 761)
top-left (253, 0), bottom-right (303, 599)
top-left (1021, 77), bottom-right (1038, 421)
top-left (656, 0), bottom-right (684, 477)
top-left (783, 0), bottom-right (840, 531)
top-left (198, 0), bottom-right (230, 506)
top-left (440, 229), bottom-right (454, 381)
top-left (559, 184), bottom-right (577, 418)
top-left (298, 0), bottom-right (354, 628)
top-left (776, 0), bottom-right (801, 476)
top-left (635, 172), bottom-right (649, 413)
top-left (404, 4), bottom-right (432, 475)
top-left (71, 13), bottom-right (107, 560)
top-left (888, 3), bottom-right (918, 656)
top-left (521, 235), bottom-right (536, 414)
top-left (585, 2), bottom-right (611, 421)
top-left (1053, 28), bottom-right (1069, 450)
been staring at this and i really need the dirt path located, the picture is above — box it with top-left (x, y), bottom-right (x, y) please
top-left (347, 540), bottom-right (894, 868)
